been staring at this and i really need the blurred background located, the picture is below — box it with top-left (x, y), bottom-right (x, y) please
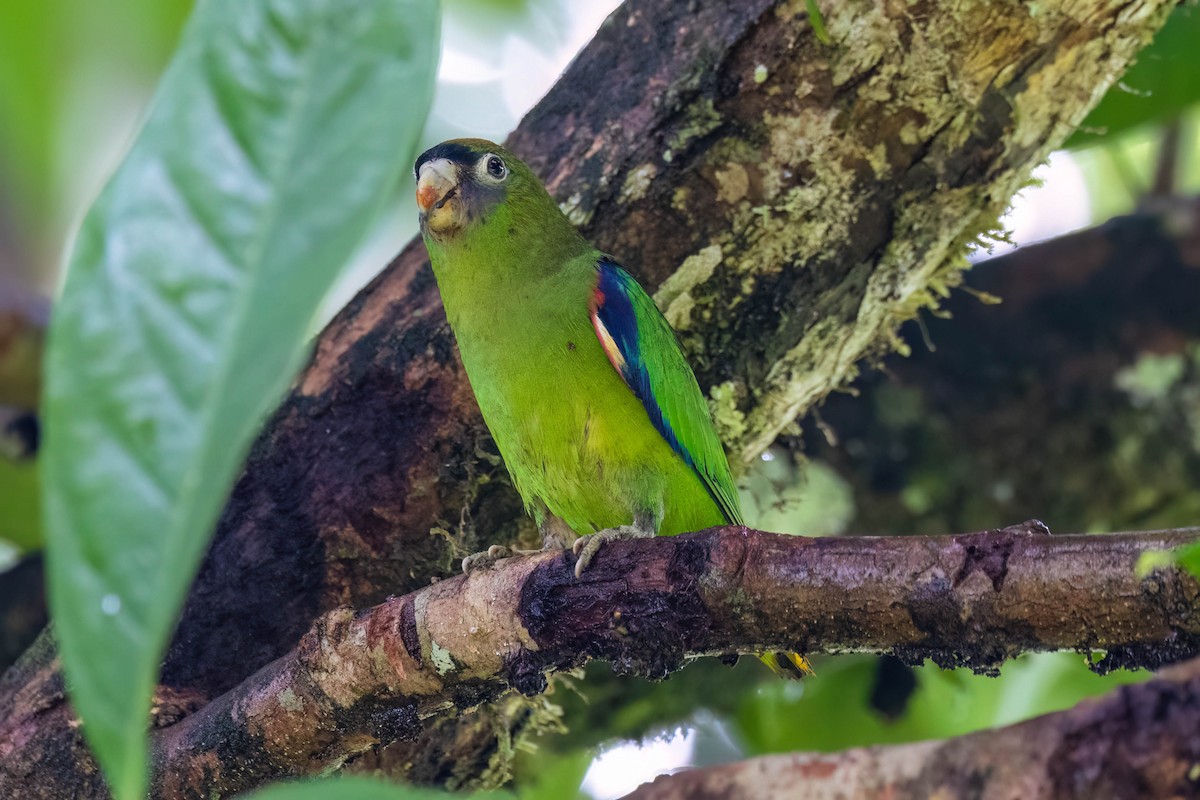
top-left (1, 1), bottom-right (1198, 798)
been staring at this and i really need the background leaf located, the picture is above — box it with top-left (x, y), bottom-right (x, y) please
top-left (1067, 5), bottom-right (1200, 148)
top-left (732, 653), bottom-right (1146, 755)
top-left (514, 749), bottom-right (592, 800)
top-left (1140, 540), bottom-right (1200, 579)
top-left (0, 457), bottom-right (40, 553)
top-left (0, 0), bottom-right (193, 283)
top-left (243, 776), bottom-right (509, 800)
top-left (41, 1), bottom-right (439, 797)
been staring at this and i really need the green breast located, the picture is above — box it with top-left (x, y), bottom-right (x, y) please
top-left (435, 251), bottom-right (725, 536)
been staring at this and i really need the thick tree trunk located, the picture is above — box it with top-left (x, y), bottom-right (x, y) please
top-left (0, 0), bottom-right (1180, 796)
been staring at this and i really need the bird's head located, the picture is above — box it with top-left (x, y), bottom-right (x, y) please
top-left (415, 138), bottom-right (542, 242)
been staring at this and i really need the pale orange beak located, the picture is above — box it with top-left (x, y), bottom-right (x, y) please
top-left (416, 158), bottom-right (458, 215)
top-left (416, 158), bottom-right (464, 237)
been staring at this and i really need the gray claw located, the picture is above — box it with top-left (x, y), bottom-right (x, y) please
top-left (572, 523), bottom-right (653, 578)
top-left (460, 544), bottom-right (514, 574)
top-left (460, 544), bottom-right (547, 574)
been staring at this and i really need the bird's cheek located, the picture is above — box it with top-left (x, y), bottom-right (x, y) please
top-left (423, 200), bottom-right (465, 236)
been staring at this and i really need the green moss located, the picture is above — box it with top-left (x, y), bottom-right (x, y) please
top-left (725, 586), bottom-right (754, 617)
top-left (277, 687), bottom-right (304, 712)
top-left (667, 98), bottom-right (723, 154)
top-left (710, 380), bottom-right (749, 445)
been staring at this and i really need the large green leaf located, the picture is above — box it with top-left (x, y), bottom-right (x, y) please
top-left (41, 1), bottom-right (439, 797)
top-left (243, 777), bottom-right (508, 800)
top-left (1068, 5), bottom-right (1200, 148)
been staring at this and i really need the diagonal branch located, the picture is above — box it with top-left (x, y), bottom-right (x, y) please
top-left (623, 655), bottom-right (1200, 800)
top-left (0, 0), bottom-right (1182, 795)
top-left (147, 523), bottom-right (1200, 799)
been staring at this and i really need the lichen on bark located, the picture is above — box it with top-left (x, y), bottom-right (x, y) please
top-left (612, 0), bottom-right (1177, 462)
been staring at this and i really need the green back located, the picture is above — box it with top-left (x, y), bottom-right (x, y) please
top-left (593, 259), bottom-right (744, 526)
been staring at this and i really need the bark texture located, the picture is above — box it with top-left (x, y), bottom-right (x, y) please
top-left (625, 656), bottom-right (1200, 800)
top-left (0, 0), bottom-right (1181, 795)
top-left (141, 524), bottom-right (1200, 797)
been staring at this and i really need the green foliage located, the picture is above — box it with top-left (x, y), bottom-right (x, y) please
top-left (40, 1), bottom-right (438, 797)
top-left (0, 0), bottom-right (193, 266)
top-left (244, 776), bottom-right (509, 800)
top-left (1181, 542), bottom-right (1200, 577)
top-left (740, 450), bottom-right (855, 536)
top-left (804, 0), bottom-right (831, 45)
top-left (548, 659), bottom-right (764, 754)
top-left (513, 749), bottom-right (592, 800)
top-left (733, 653), bottom-right (1146, 755)
top-left (0, 457), bottom-right (40, 552)
top-left (1068, 5), bottom-right (1200, 149)
top-left (1138, 540), bottom-right (1200, 579)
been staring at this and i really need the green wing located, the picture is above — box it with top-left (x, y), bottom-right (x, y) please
top-left (590, 257), bottom-right (744, 525)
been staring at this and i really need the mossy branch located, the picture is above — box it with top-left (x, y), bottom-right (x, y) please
top-left (144, 523), bottom-right (1200, 799)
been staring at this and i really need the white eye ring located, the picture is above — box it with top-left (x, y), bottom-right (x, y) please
top-left (479, 154), bottom-right (507, 182)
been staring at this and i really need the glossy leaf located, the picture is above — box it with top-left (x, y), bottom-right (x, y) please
top-left (1068, 5), bottom-right (1200, 148)
top-left (41, 1), bottom-right (439, 797)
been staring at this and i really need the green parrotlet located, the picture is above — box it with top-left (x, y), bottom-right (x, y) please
top-left (415, 139), bottom-right (810, 678)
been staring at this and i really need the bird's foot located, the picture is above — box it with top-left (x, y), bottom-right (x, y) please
top-left (572, 519), bottom-right (655, 578)
top-left (460, 544), bottom-right (540, 574)
top-left (539, 513), bottom-right (579, 551)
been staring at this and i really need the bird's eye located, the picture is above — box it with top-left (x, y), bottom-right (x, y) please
top-left (485, 155), bottom-right (506, 179)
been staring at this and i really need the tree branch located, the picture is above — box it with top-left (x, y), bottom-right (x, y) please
top-left (144, 524), bottom-right (1200, 799)
top-left (0, 0), bottom-right (1181, 794)
top-left (163, 0), bottom-right (1180, 704)
top-left (624, 656), bottom-right (1200, 800)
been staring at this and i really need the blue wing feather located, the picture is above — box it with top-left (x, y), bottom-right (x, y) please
top-left (592, 264), bottom-right (685, 459)
top-left (591, 257), bottom-right (743, 525)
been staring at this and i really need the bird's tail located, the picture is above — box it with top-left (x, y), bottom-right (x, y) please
top-left (757, 651), bottom-right (814, 679)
